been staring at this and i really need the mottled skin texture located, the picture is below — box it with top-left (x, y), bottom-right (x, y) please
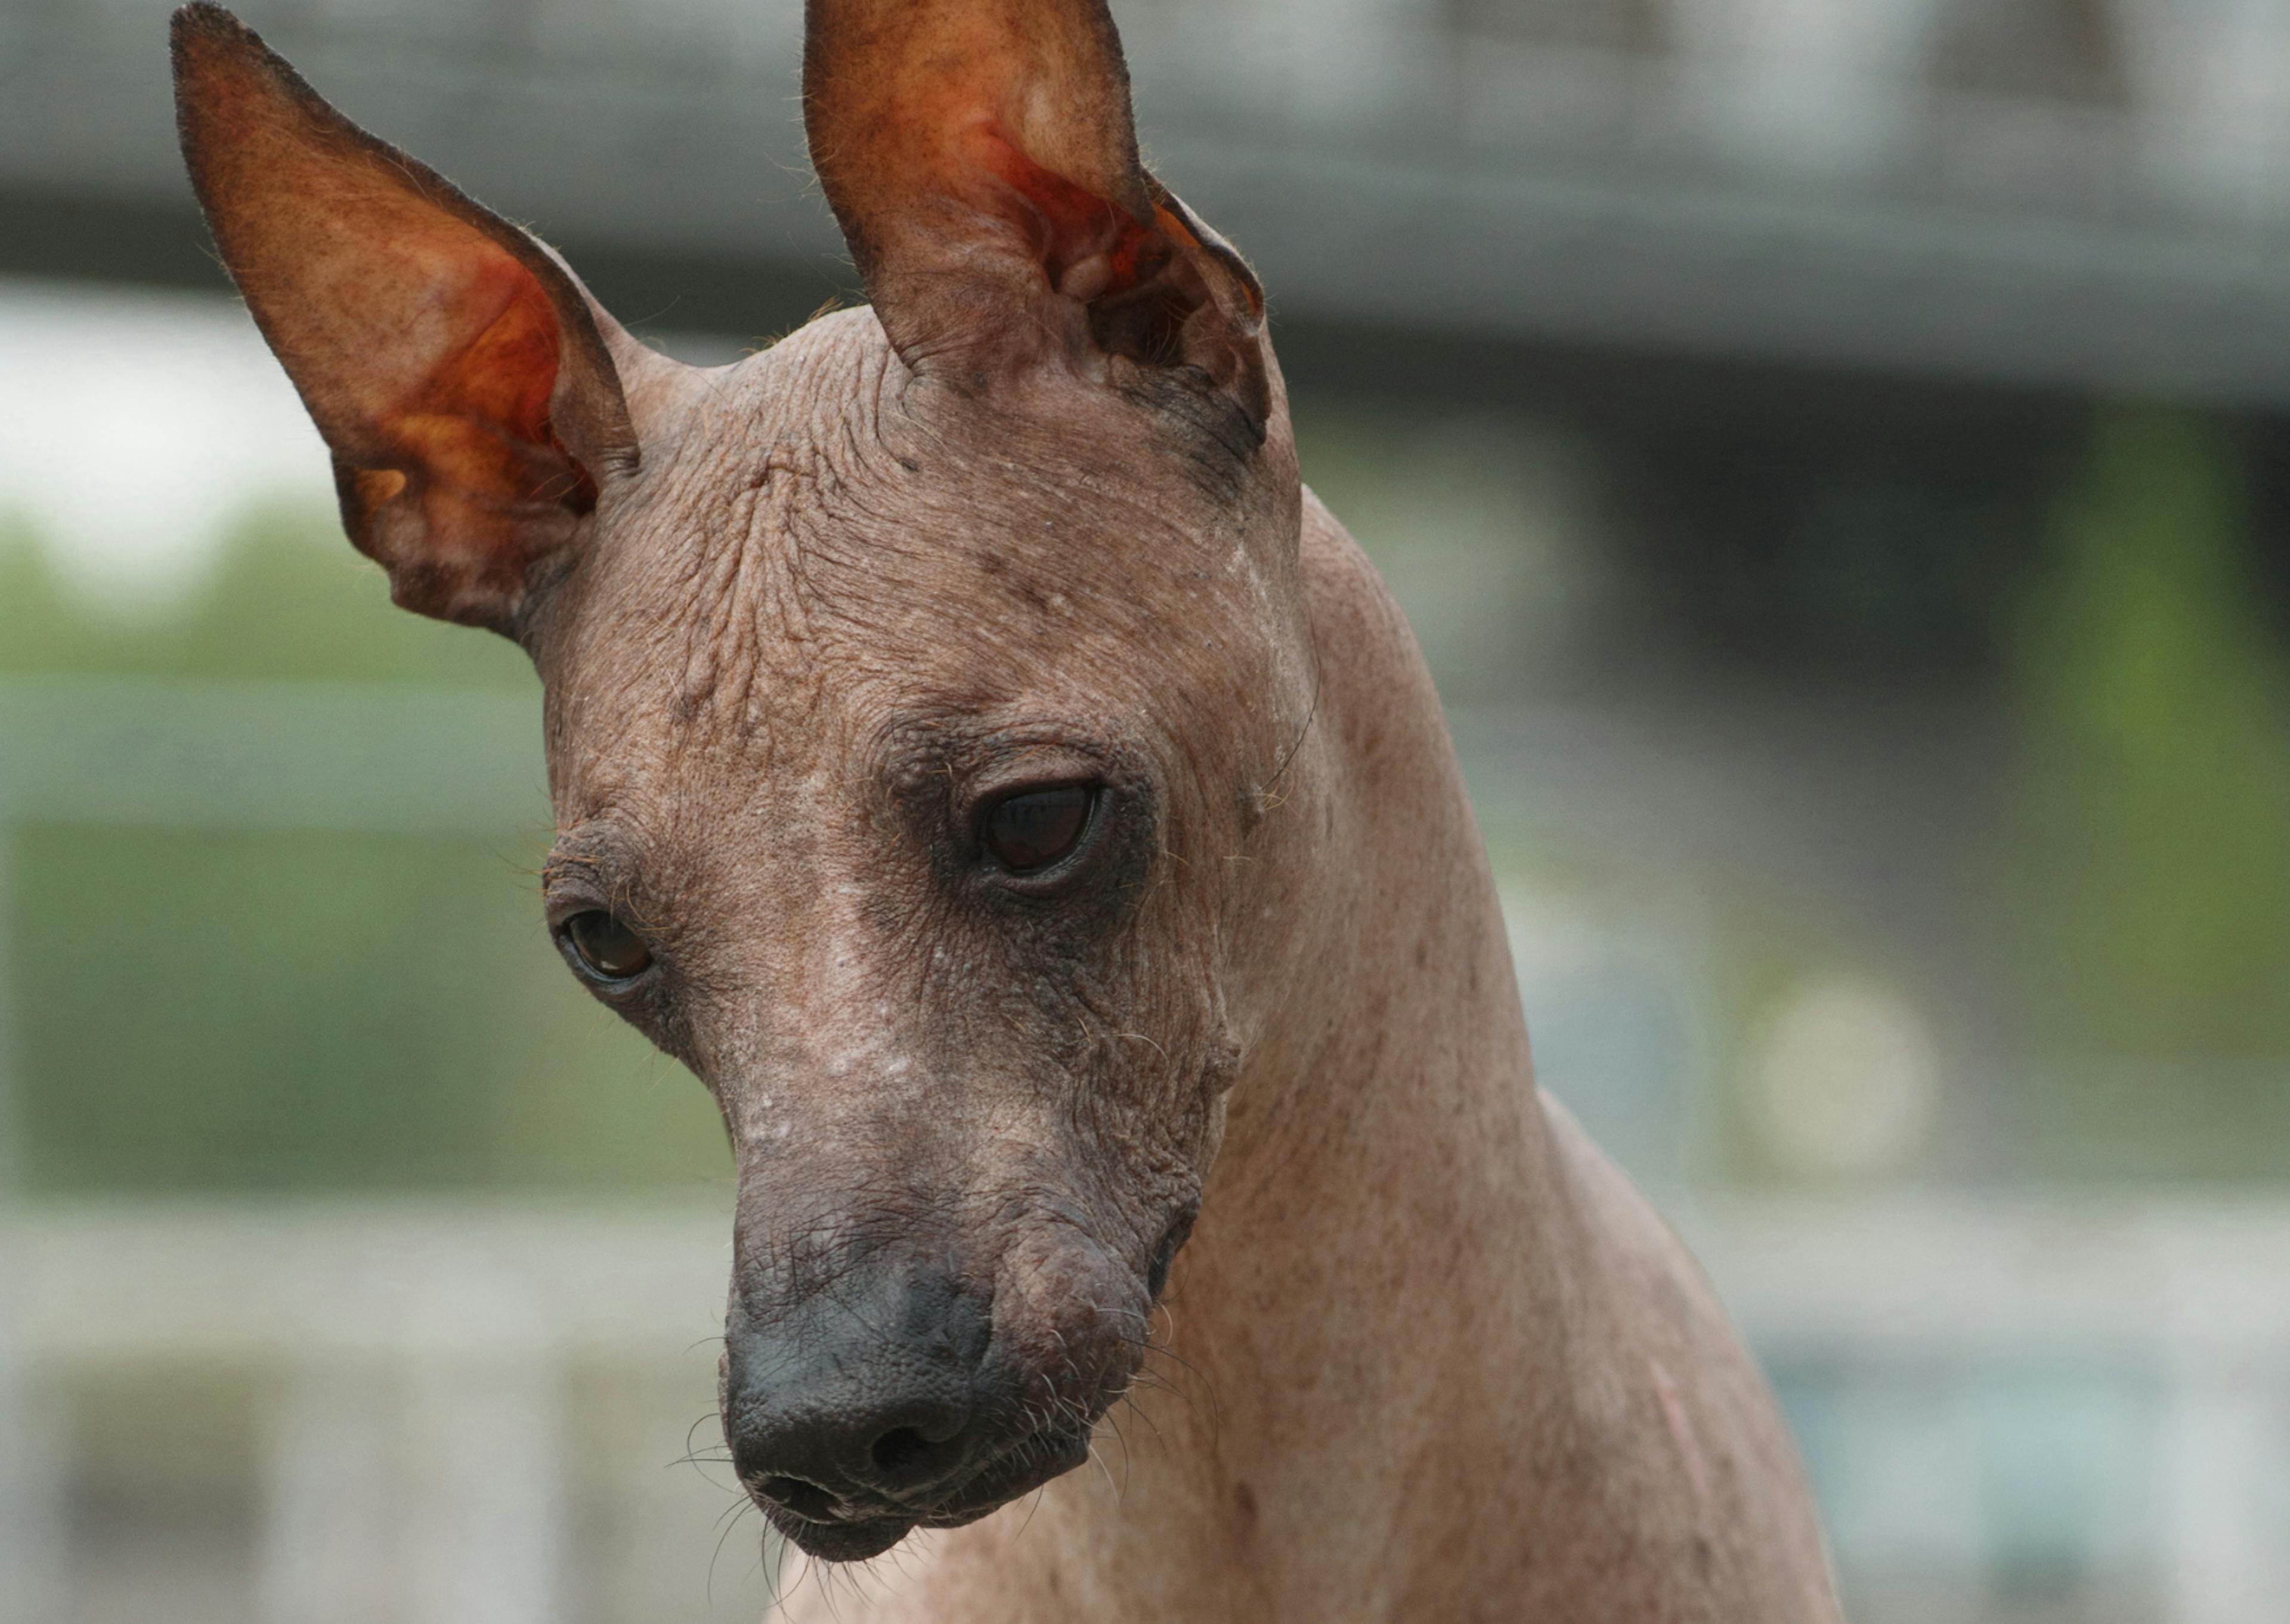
top-left (171, 0), bottom-right (1842, 1617)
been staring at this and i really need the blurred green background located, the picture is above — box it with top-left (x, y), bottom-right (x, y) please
top-left (2, 506), bottom-right (729, 1195)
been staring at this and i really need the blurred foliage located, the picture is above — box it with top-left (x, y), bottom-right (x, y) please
top-left (1619, 444), bottom-right (2036, 678)
top-left (16, 823), bottom-right (727, 1194)
top-left (2010, 407), bottom-right (2290, 1177)
top-left (0, 503), bottom-right (530, 687)
top-left (2, 515), bottom-right (728, 1193)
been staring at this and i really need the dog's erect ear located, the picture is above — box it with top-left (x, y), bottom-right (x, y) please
top-left (171, 3), bottom-right (637, 635)
top-left (803, 0), bottom-right (1267, 424)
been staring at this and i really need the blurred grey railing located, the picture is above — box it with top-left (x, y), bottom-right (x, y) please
top-left (12, 1201), bottom-right (744, 1624)
top-left (8, 0), bottom-right (2290, 401)
top-left (3, 1195), bottom-right (2288, 1622)
top-left (1708, 1199), bottom-right (2290, 1624)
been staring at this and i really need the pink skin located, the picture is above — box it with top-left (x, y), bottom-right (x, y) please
top-left (171, 1), bottom-right (1842, 1617)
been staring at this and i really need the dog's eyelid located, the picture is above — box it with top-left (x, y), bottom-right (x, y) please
top-left (954, 739), bottom-right (1127, 805)
top-left (543, 830), bottom-right (643, 890)
top-left (543, 866), bottom-right (660, 947)
top-left (541, 858), bottom-right (605, 902)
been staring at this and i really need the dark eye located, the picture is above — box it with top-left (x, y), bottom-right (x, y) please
top-left (981, 784), bottom-right (1096, 873)
top-left (563, 910), bottom-right (652, 980)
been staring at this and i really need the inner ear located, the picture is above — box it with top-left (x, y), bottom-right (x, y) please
top-left (802, 0), bottom-right (1268, 426)
top-left (173, 1), bottom-right (638, 636)
top-left (987, 134), bottom-right (1169, 306)
top-left (1110, 187), bottom-right (1272, 432)
top-left (987, 138), bottom-right (1268, 426)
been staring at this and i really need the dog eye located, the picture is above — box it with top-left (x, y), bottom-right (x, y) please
top-left (563, 910), bottom-right (652, 980)
top-left (980, 785), bottom-right (1095, 873)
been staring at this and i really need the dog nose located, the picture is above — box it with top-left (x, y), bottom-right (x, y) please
top-left (723, 1266), bottom-right (991, 1510)
top-left (735, 1388), bottom-right (975, 1513)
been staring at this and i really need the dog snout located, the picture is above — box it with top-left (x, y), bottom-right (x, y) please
top-left (723, 1264), bottom-right (993, 1513)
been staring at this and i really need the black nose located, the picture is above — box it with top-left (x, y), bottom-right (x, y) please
top-left (723, 1264), bottom-right (992, 1513)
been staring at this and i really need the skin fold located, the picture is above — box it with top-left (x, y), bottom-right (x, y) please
top-left (169, 1), bottom-right (1843, 1617)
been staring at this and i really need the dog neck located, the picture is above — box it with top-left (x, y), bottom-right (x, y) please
top-left (859, 496), bottom-right (1610, 1620)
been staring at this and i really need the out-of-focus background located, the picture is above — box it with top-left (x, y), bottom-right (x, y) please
top-left (4, 1), bottom-right (2289, 1620)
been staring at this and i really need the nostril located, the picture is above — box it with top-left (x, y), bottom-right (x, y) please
top-left (870, 1425), bottom-right (933, 1476)
top-left (758, 1474), bottom-right (838, 1523)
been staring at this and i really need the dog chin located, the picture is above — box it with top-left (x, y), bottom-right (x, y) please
top-left (766, 1426), bottom-right (1097, 1564)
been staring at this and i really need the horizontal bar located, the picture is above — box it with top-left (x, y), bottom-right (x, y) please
top-left (8, 1196), bottom-right (2290, 1360)
top-left (4, 1198), bottom-right (732, 1360)
top-left (14, 5), bottom-right (2290, 404)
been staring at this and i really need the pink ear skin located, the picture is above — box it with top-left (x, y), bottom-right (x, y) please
top-left (802, 0), bottom-right (1268, 426)
top-left (171, 2), bottom-right (636, 634)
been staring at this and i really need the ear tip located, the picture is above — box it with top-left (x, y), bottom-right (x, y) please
top-left (171, 5), bottom-right (247, 101)
top-left (171, 2), bottom-right (247, 59)
top-left (171, 4), bottom-right (290, 101)
top-left (171, 1), bottom-right (326, 158)
top-left (171, 5), bottom-right (252, 168)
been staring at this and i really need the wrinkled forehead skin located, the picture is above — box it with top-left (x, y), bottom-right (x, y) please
top-left (536, 311), bottom-right (1302, 805)
top-left (524, 309), bottom-right (1312, 1228)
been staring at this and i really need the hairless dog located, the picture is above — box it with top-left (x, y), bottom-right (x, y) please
top-left (171, 2), bottom-right (1842, 1617)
